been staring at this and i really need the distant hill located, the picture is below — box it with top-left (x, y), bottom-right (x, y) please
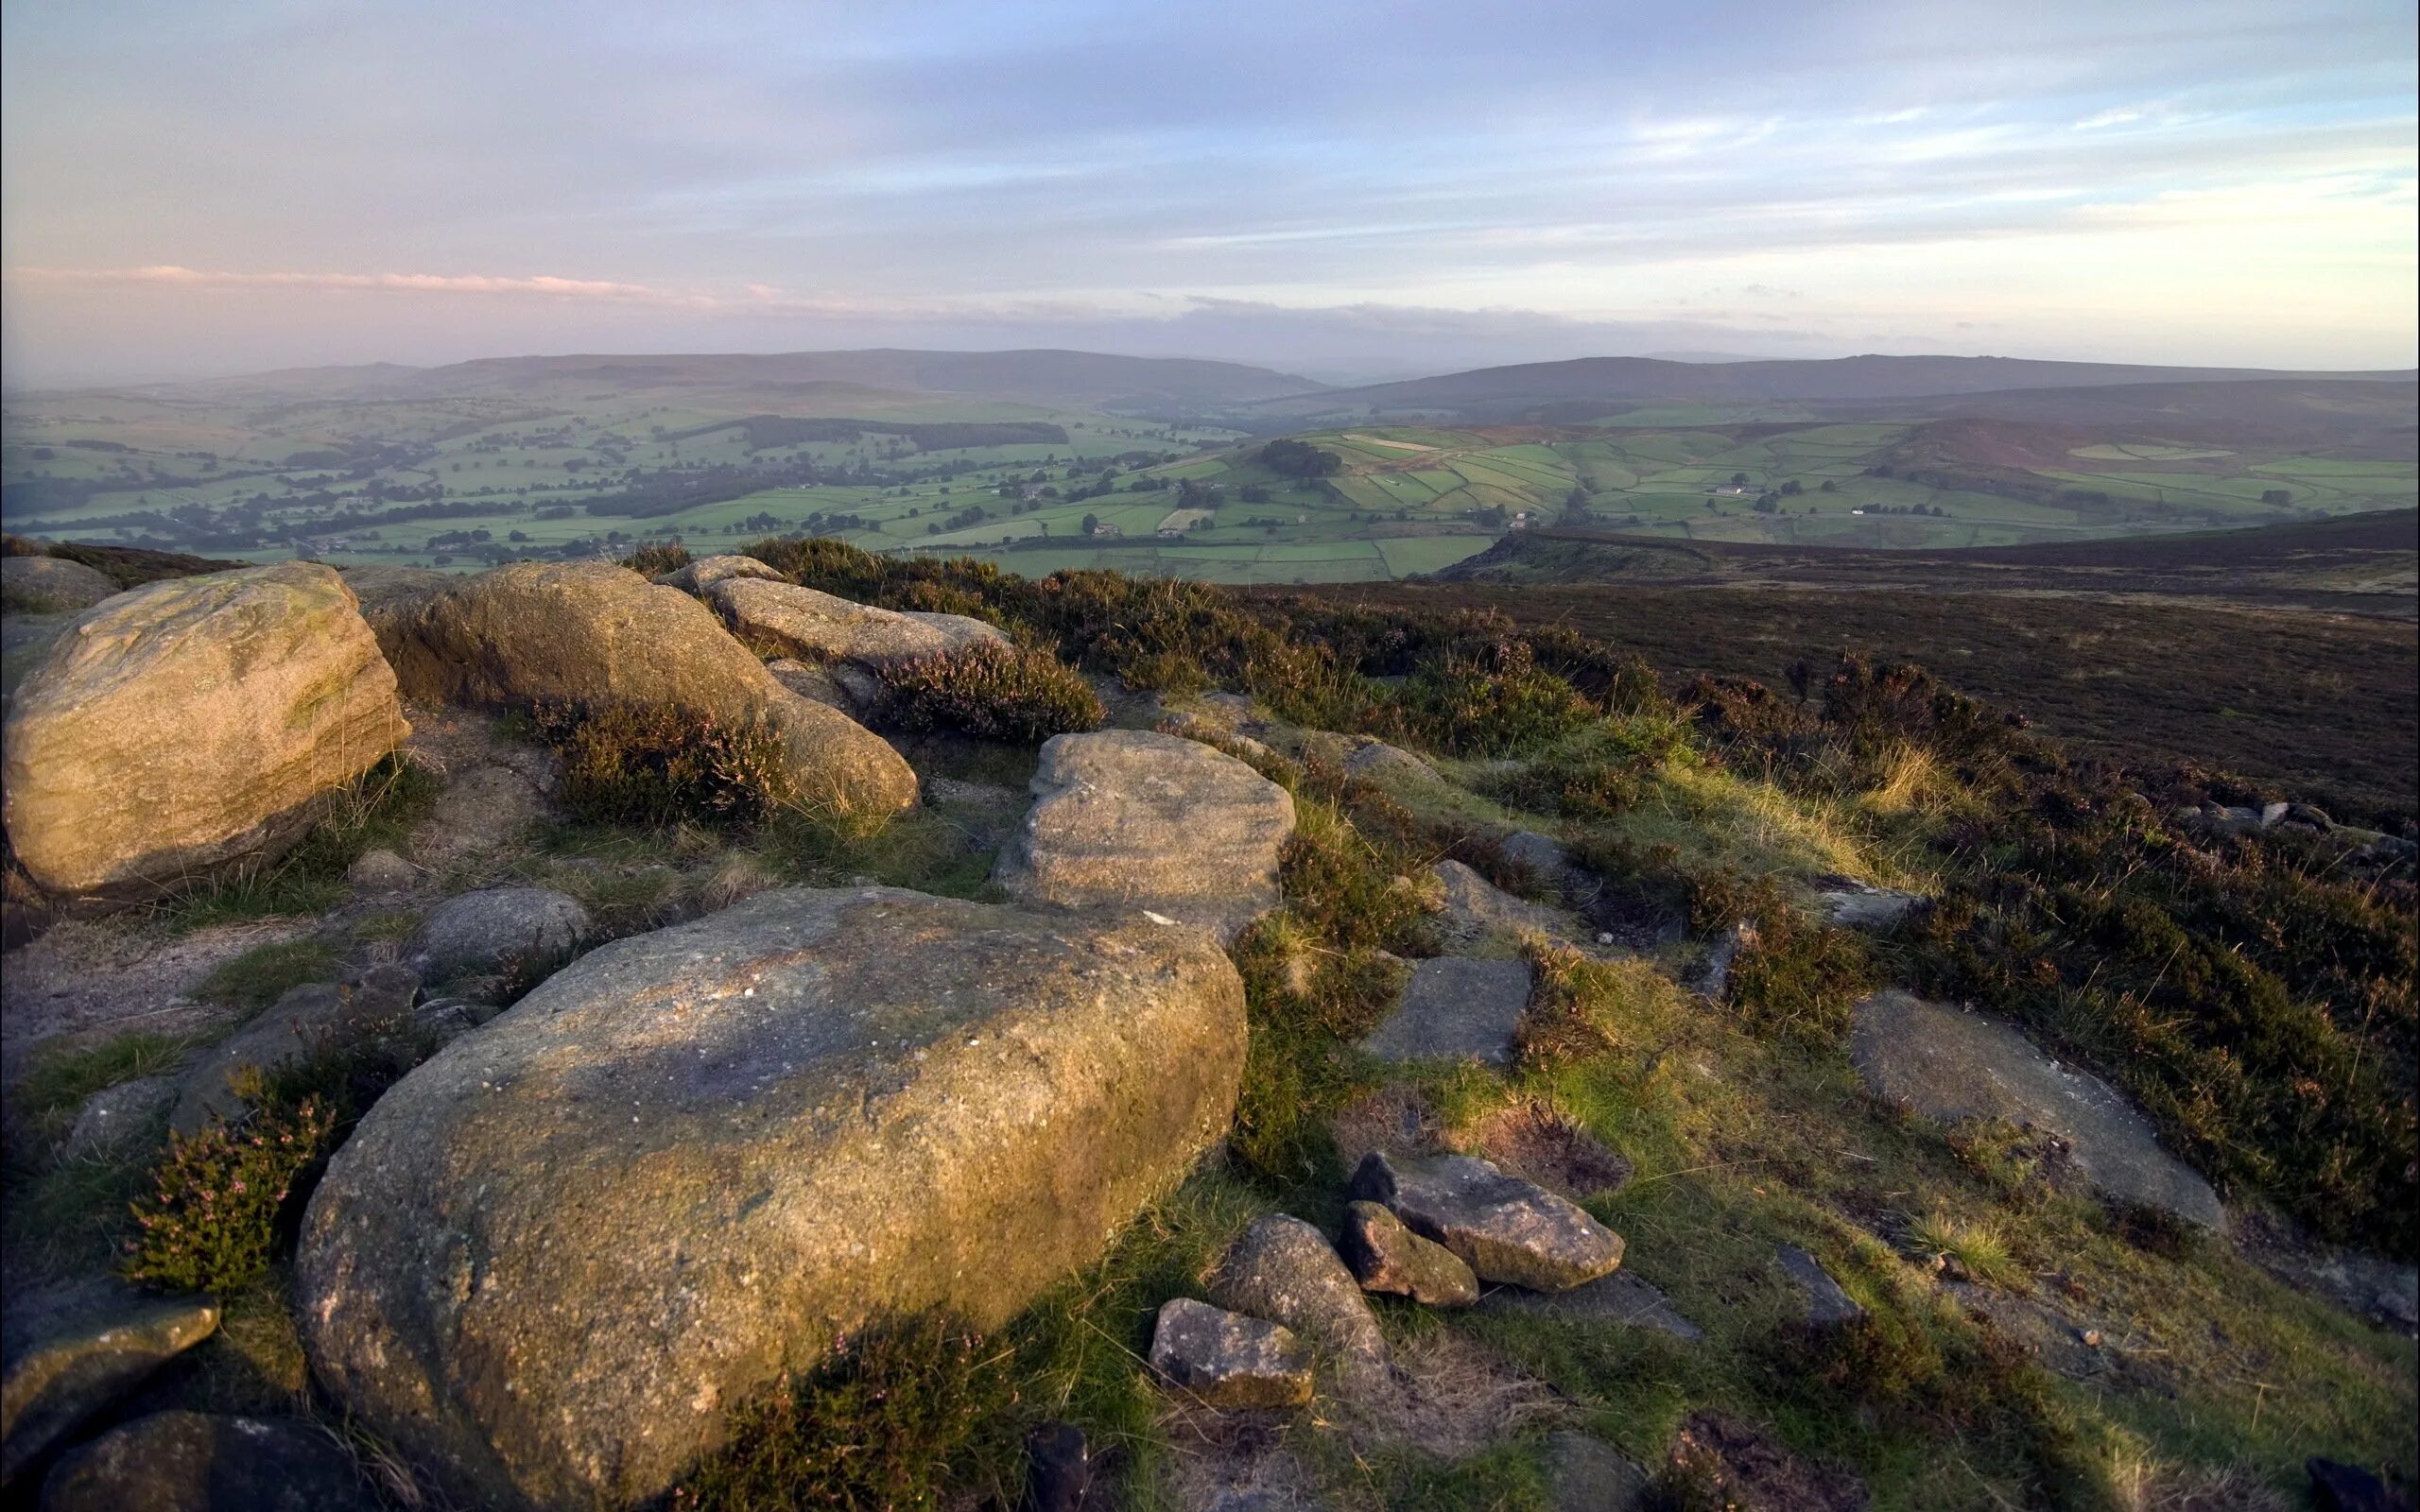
top-left (1229, 354), bottom-right (2418, 427)
top-left (109, 349), bottom-right (1329, 417)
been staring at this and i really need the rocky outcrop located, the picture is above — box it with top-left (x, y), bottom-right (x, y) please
top-left (1850, 990), bottom-right (2224, 1228)
top-left (1351, 1151), bottom-right (1624, 1293)
top-left (1339, 1200), bottom-right (1479, 1307)
top-left (1817, 885), bottom-right (1924, 931)
top-left (407, 887), bottom-right (591, 986)
top-left (39, 1411), bottom-right (381, 1512)
top-left (995, 730), bottom-right (1295, 943)
top-left (0, 557), bottom-right (116, 616)
top-left (704, 576), bottom-right (1007, 671)
top-left (389, 561), bottom-right (916, 817)
top-left (169, 966), bottom-right (420, 1135)
top-left (2, 562), bottom-right (408, 897)
top-left (296, 887), bottom-right (1247, 1510)
top-left (1149, 1299), bottom-right (1313, 1410)
top-left (1, 1281), bottom-right (219, 1485)
top-left (62, 1075), bottom-right (175, 1158)
top-left (1429, 860), bottom-right (1572, 951)
top-left (1360, 956), bottom-right (1532, 1067)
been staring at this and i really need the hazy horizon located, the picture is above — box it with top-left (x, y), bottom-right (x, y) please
top-left (4, 0), bottom-right (2415, 387)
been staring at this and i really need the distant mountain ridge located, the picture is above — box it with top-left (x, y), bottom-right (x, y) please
top-left (105, 349), bottom-right (1329, 414)
top-left (1230, 353), bottom-right (2419, 424)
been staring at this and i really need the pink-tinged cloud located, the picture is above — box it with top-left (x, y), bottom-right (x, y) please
top-left (7, 265), bottom-right (694, 304)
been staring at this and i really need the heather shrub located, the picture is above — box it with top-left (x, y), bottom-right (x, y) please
top-left (531, 699), bottom-right (793, 825)
top-left (1399, 640), bottom-right (1597, 756)
top-left (1690, 869), bottom-right (1876, 1041)
top-left (871, 642), bottom-right (1104, 744)
top-left (123, 1094), bottom-right (337, 1293)
top-left (620, 541), bottom-right (692, 576)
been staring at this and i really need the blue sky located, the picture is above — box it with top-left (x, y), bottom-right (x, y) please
top-left (3, 0), bottom-right (2413, 384)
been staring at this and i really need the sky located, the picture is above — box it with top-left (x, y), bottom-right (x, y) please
top-left (2, 0), bottom-right (2414, 387)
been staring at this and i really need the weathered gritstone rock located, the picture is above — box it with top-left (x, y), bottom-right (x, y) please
top-left (409, 886), bottom-right (592, 984)
top-left (1776, 1246), bottom-right (1863, 1327)
top-left (390, 560), bottom-right (916, 817)
top-left (705, 576), bottom-right (1007, 671)
top-left (346, 846), bottom-right (417, 892)
top-left (297, 887), bottom-right (1247, 1511)
top-left (63, 1074), bottom-right (175, 1158)
top-left (1850, 990), bottom-right (2225, 1229)
top-left (1149, 1299), bottom-right (1313, 1410)
top-left (995, 730), bottom-right (1295, 944)
top-left (1, 1281), bottom-right (219, 1486)
top-left (1480, 1269), bottom-right (1703, 1341)
top-left (39, 1410), bottom-right (381, 1512)
top-left (0, 557), bottom-right (117, 616)
top-left (1545, 1431), bottom-right (1651, 1512)
top-left (1352, 1151), bottom-right (1624, 1293)
top-left (2, 562), bottom-right (408, 898)
top-left (1339, 1200), bottom-right (1479, 1307)
top-left (1429, 860), bottom-right (1575, 952)
top-left (170, 966), bottom-right (420, 1135)
top-left (1206, 1216), bottom-right (1388, 1384)
top-left (765, 656), bottom-right (861, 713)
top-left (1360, 956), bottom-right (1532, 1067)
top-left (654, 554), bottom-right (787, 595)
top-left (1342, 737), bottom-right (1440, 785)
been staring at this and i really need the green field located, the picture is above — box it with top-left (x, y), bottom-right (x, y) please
top-left (6, 375), bottom-right (2413, 581)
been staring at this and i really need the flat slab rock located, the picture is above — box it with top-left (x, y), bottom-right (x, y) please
top-left (1776, 1245), bottom-right (1863, 1327)
top-left (296, 886), bottom-right (1247, 1511)
top-left (1149, 1298), bottom-right (1312, 1410)
top-left (1430, 860), bottom-right (1579, 951)
top-left (1360, 956), bottom-right (1532, 1067)
top-left (1817, 885), bottom-right (1925, 930)
top-left (705, 576), bottom-right (1006, 669)
top-left (1480, 1268), bottom-right (1703, 1341)
top-left (170, 965), bottom-right (420, 1136)
top-left (1850, 990), bottom-right (2224, 1229)
top-left (1, 1280), bottom-right (219, 1486)
top-left (1352, 1150), bottom-right (1623, 1293)
top-left (994, 729), bottom-right (1295, 944)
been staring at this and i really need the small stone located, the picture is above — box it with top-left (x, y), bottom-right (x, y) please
top-left (39, 1410), bottom-right (382, 1512)
top-left (1350, 1150), bottom-right (1624, 1293)
top-left (1817, 886), bottom-right (1924, 930)
top-left (1148, 1298), bottom-right (1312, 1410)
top-left (1695, 919), bottom-right (1757, 1000)
top-left (1, 1280), bottom-right (219, 1485)
top-left (2080, 1328), bottom-right (2102, 1349)
top-left (169, 966), bottom-right (420, 1135)
top-left (1429, 860), bottom-right (1573, 950)
top-left (1359, 956), bottom-right (1531, 1067)
top-left (1024, 1421), bottom-right (1096, 1512)
top-left (1205, 1216), bottom-right (1387, 1384)
top-left (1339, 1201), bottom-right (1479, 1307)
top-left (2260, 800), bottom-right (2291, 828)
top-left (345, 847), bottom-right (416, 892)
top-left (1342, 738), bottom-right (1439, 784)
top-left (62, 1075), bottom-right (176, 1159)
top-left (1775, 1245), bottom-right (1862, 1327)
top-left (1500, 830), bottom-right (1572, 888)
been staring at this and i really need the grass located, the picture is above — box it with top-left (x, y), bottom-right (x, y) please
top-left (192, 938), bottom-right (343, 1013)
top-left (157, 754), bottom-right (441, 930)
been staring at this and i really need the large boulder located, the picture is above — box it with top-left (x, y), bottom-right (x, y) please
top-left (39, 1410), bottom-right (382, 1512)
top-left (296, 887), bottom-right (1247, 1510)
top-left (994, 730), bottom-right (1296, 944)
top-left (1, 557), bottom-right (117, 616)
top-left (703, 576), bottom-right (1007, 671)
top-left (2, 1281), bottom-right (218, 1486)
top-left (2, 563), bottom-right (408, 897)
top-left (1850, 990), bottom-right (2224, 1228)
top-left (389, 561), bottom-right (915, 817)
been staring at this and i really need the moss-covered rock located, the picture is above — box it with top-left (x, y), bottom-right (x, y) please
top-left (297, 886), bottom-right (1247, 1510)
